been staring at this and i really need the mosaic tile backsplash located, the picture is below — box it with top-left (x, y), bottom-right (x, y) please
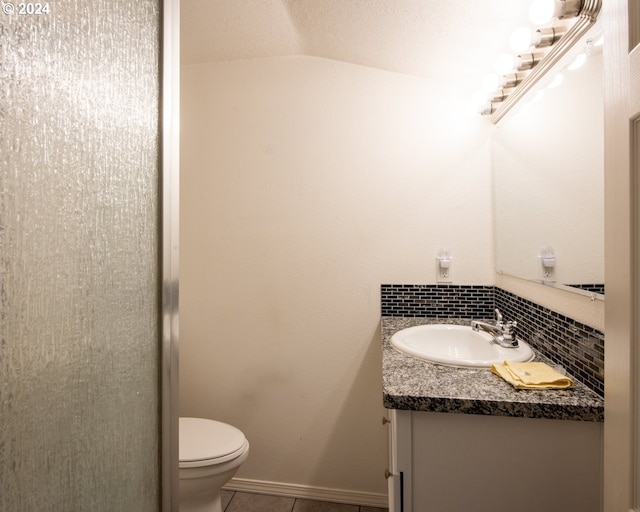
top-left (566, 283), bottom-right (605, 295)
top-left (380, 284), bottom-right (494, 318)
top-left (494, 288), bottom-right (604, 397)
top-left (381, 284), bottom-right (605, 397)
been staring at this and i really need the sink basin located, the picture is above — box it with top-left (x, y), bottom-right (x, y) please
top-left (390, 324), bottom-right (534, 368)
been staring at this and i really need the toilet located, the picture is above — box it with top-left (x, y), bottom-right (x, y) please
top-left (179, 417), bottom-right (249, 512)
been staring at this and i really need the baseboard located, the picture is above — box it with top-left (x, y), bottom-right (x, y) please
top-left (223, 477), bottom-right (389, 508)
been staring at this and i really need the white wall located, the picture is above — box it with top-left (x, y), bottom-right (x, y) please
top-left (180, 55), bottom-right (494, 496)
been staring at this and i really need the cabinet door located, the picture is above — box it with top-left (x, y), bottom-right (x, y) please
top-left (410, 411), bottom-right (602, 512)
top-left (387, 410), bottom-right (412, 512)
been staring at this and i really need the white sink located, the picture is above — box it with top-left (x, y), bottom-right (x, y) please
top-left (390, 324), bottom-right (535, 368)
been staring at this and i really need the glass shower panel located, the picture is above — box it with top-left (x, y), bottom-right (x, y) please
top-left (0, 2), bottom-right (161, 511)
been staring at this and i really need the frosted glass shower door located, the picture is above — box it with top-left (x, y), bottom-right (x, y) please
top-left (0, 1), bottom-right (166, 510)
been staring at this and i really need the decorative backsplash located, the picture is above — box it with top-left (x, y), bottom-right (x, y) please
top-left (494, 288), bottom-right (604, 397)
top-left (380, 284), bottom-right (494, 318)
top-left (381, 284), bottom-right (605, 397)
top-left (566, 283), bottom-right (605, 295)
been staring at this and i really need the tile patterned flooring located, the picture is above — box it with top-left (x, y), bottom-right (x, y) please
top-left (221, 490), bottom-right (388, 512)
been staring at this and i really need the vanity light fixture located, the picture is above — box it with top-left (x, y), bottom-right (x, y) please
top-left (510, 26), bottom-right (566, 53)
top-left (529, 0), bottom-right (583, 26)
top-left (477, 0), bottom-right (602, 122)
top-left (515, 51), bottom-right (544, 71)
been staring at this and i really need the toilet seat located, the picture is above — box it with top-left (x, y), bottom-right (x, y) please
top-left (179, 417), bottom-right (249, 468)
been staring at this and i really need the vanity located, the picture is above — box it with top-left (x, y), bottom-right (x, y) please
top-left (380, 6), bottom-right (605, 510)
top-left (382, 316), bottom-right (604, 512)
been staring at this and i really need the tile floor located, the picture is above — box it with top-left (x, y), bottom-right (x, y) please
top-left (221, 490), bottom-right (388, 512)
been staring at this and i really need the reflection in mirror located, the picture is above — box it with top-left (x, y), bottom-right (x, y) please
top-left (493, 46), bottom-right (603, 299)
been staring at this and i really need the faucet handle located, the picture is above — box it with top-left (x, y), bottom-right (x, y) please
top-left (503, 320), bottom-right (517, 333)
top-left (494, 308), bottom-right (503, 324)
top-left (502, 321), bottom-right (518, 345)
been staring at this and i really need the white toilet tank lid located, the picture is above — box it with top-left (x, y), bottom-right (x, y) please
top-left (179, 417), bottom-right (247, 464)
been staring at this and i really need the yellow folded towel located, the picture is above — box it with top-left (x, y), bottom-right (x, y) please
top-left (491, 361), bottom-right (573, 389)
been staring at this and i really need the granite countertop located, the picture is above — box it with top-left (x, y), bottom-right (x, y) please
top-left (382, 316), bottom-right (604, 421)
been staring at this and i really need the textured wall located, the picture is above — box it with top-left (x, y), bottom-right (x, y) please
top-left (0, 2), bottom-right (161, 510)
top-left (180, 55), bottom-right (493, 495)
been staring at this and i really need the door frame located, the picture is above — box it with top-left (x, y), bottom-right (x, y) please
top-left (161, 0), bottom-right (180, 510)
top-left (603, 0), bottom-right (639, 510)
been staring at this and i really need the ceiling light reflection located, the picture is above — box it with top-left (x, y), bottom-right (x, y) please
top-left (547, 73), bottom-right (564, 88)
top-left (567, 52), bottom-right (587, 70)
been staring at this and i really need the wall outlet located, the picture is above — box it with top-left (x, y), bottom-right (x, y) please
top-left (436, 260), bottom-right (452, 283)
top-left (539, 265), bottom-right (556, 282)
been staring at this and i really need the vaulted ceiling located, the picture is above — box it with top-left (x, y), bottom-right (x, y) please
top-left (182, 0), bottom-right (532, 92)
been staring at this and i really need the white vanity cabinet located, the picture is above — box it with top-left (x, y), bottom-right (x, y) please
top-left (386, 409), bottom-right (603, 512)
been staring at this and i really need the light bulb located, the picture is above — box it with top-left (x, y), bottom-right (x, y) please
top-left (494, 53), bottom-right (516, 75)
top-left (472, 89), bottom-right (490, 108)
top-left (509, 27), bottom-right (534, 52)
top-left (531, 30), bottom-right (543, 47)
top-left (481, 73), bottom-right (500, 92)
top-left (529, 0), bottom-right (555, 25)
top-left (567, 52), bottom-right (587, 70)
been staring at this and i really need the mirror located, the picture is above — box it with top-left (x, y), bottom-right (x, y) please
top-left (492, 43), bottom-right (604, 298)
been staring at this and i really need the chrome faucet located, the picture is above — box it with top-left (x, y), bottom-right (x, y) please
top-left (471, 309), bottom-right (519, 348)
